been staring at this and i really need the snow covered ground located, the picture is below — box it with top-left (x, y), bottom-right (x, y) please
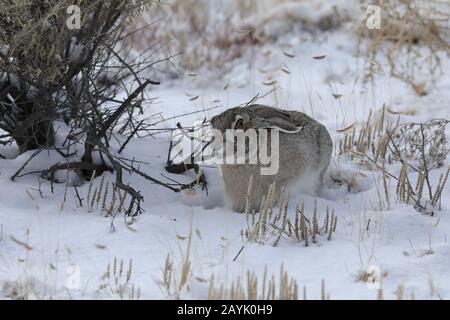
top-left (1, 1), bottom-right (450, 300)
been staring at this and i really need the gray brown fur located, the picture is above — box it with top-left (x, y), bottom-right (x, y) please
top-left (211, 104), bottom-right (332, 213)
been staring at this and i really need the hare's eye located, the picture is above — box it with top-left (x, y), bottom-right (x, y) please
top-left (234, 119), bottom-right (244, 130)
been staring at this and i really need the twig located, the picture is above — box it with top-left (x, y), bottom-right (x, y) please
top-left (118, 120), bottom-right (144, 153)
top-left (233, 246), bottom-right (245, 262)
top-left (11, 148), bottom-right (45, 181)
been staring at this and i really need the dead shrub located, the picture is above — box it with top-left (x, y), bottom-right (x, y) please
top-left (356, 0), bottom-right (450, 95)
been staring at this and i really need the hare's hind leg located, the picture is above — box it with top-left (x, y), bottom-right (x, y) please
top-left (315, 167), bottom-right (328, 196)
top-left (320, 167), bottom-right (327, 184)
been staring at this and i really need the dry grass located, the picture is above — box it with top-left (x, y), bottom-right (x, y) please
top-left (128, 0), bottom-right (260, 74)
top-left (0, 1), bottom-right (150, 87)
top-left (208, 264), bottom-right (298, 300)
top-left (337, 107), bottom-right (450, 214)
top-left (99, 257), bottom-right (140, 300)
top-left (1, 228), bottom-right (50, 299)
top-left (2, 276), bottom-right (42, 300)
top-left (337, 107), bottom-right (449, 171)
top-left (156, 221), bottom-right (193, 299)
top-left (356, 0), bottom-right (450, 95)
top-left (337, 106), bottom-right (401, 162)
top-left (81, 171), bottom-right (129, 229)
top-left (128, 0), bottom-right (353, 77)
top-left (208, 267), bottom-right (333, 300)
top-left (242, 182), bottom-right (337, 246)
top-left (395, 161), bottom-right (450, 213)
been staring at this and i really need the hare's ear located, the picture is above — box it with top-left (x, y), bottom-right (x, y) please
top-left (257, 117), bottom-right (303, 133)
top-left (210, 115), bottom-right (218, 128)
top-left (231, 114), bottom-right (248, 130)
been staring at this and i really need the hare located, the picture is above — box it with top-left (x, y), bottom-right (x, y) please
top-left (210, 104), bottom-right (332, 213)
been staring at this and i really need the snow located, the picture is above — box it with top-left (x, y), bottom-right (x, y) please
top-left (1, 1), bottom-right (450, 300)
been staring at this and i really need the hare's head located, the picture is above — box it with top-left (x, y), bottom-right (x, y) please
top-left (211, 105), bottom-right (303, 133)
top-left (211, 107), bottom-right (253, 132)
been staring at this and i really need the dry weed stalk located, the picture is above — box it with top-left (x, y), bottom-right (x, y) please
top-left (130, 0), bottom-right (257, 74)
top-left (393, 160), bottom-right (450, 215)
top-left (99, 257), bottom-right (140, 300)
top-left (157, 223), bottom-right (193, 299)
top-left (356, 0), bottom-right (450, 95)
top-left (1, 1), bottom-right (198, 217)
top-left (338, 108), bottom-right (450, 215)
top-left (86, 170), bottom-right (97, 212)
top-left (394, 120), bottom-right (449, 170)
top-left (96, 174), bottom-right (106, 209)
top-left (81, 175), bottom-right (128, 223)
top-left (208, 268), bottom-right (333, 300)
top-left (337, 106), bottom-right (399, 162)
top-left (208, 265), bottom-right (298, 300)
top-left (242, 182), bottom-right (337, 247)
